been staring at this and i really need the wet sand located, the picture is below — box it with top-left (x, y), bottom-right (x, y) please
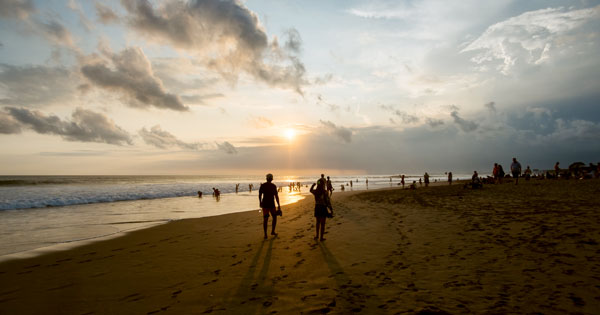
top-left (1, 179), bottom-right (599, 314)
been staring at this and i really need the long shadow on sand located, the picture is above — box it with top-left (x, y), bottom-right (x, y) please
top-left (228, 238), bottom-right (275, 311)
top-left (319, 242), bottom-right (384, 312)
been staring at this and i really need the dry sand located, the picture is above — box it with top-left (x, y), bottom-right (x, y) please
top-left (1, 179), bottom-right (599, 314)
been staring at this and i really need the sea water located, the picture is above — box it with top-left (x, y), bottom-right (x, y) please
top-left (0, 174), bottom-right (464, 260)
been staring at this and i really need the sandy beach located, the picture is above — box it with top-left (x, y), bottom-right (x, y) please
top-left (1, 179), bottom-right (599, 314)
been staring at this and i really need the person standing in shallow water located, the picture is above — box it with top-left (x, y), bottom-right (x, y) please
top-left (259, 173), bottom-right (281, 239)
top-left (310, 181), bottom-right (333, 241)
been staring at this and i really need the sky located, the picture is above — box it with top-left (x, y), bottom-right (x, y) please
top-left (0, 0), bottom-right (599, 175)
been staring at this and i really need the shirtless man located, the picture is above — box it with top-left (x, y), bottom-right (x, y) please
top-left (259, 173), bottom-right (281, 239)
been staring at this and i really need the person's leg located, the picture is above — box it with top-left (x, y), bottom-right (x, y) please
top-left (263, 216), bottom-right (269, 239)
top-left (319, 218), bottom-right (326, 241)
top-left (271, 215), bottom-right (277, 236)
top-left (315, 218), bottom-right (320, 240)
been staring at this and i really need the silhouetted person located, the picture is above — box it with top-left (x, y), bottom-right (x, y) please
top-left (497, 164), bottom-right (505, 184)
top-left (554, 162), bottom-right (560, 179)
top-left (197, 191), bottom-right (202, 198)
top-left (448, 172), bottom-right (453, 185)
top-left (511, 157), bottom-right (522, 185)
top-left (318, 174), bottom-right (326, 188)
top-left (326, 176), bottom-right (333, 197)
top-left (524, 166), bottom-right (532, 180)
top-left (470, 171), bottom-right (483, 189)
top-left (410, 181), bottom-right (417, 190)
top-left (401, 175), bottom-right (405, 188)
top-left (259, 173), bottom-right (281, 239)
top-left (310, 181), bottom-right (333, 241)
top-left (424, 172), bottom-right (430, 187)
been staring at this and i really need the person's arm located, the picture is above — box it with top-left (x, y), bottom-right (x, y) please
top-left (310, 183), bottom-right (316, 193)
top-left (258, 186), bottom-right (263, 206)
top-left (275, 190), bottom-right (281, 210)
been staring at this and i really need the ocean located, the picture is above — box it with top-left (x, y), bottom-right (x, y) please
top-left (0, 174), bottom-right (465, 260)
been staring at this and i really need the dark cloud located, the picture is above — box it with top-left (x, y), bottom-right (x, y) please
top-left (95, 2), bottom-right (119, 24)
top-left (120, 0), bottom-right (307, 94)
top-left (283, 28), bottom-right (302, 53)
top-left (81, 47), bottom-right (188, 111)
top-left (380, 104), bottom-right (420, 124)
top-left (485, 101), bottom-right (496, 113)
top-left (216, 141), bottom-right (237, 154)
top-left (0, 64), bottom-right (77, 106)
top-left (139, 125), bottom-right (201, 150)
top-left (0, 0), bottom-right (35, 19)
top-left (450, 110), bottom-right (478, 132)
top-left (426, 118), bottom-right (444, 127)
top-left (0, 112), bottom-right (22, 134)
top-left (3, 107), bottom-right (132, 145)
top-left (320, 120), bottom-right (352, 143)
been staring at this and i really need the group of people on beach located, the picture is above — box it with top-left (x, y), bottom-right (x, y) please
top-left (258, 173), bottom-right (334, 241)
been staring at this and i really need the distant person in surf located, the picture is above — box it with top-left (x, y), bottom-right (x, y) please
top-left (259, 173), bottom-right (281, 239)
top-left (326, 176), bottom-right (334, 197)
top-left (310, 180), bottom-right (333, 241)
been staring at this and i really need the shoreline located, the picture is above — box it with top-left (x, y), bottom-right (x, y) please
top-left (1, 179), bottom-right (598, 313)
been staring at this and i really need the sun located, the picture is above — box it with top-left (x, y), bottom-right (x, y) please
top-left (284, 128), bottom-right (296, 140)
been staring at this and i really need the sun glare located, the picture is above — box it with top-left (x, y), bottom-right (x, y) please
top-left (284, 128), bottom-right (296, 140)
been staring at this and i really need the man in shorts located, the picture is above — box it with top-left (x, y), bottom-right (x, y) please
top-left (510, 157), bottom-right (522, 185)
top-left (259, 173), bottom-right (281, 239)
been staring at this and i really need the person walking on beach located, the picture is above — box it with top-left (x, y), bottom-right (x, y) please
top-left (497, 164), bottom-right (505, 184)
top-left (259, 173), bottom-right (281, 239)
top-left (448, 172), bottom-right (453, 185)
top-left (310, 180), bottom-right (333, 241)
top-left (326, 176), bottom-right (334, 197)
top-left (511, 157), bottom-right (522, 185)
top-left (401, 175), bottom-right (405, 188)
top-left (424, 172), bottom-right (430, 187)
top-left (554, 162), bottom-right (560, 179)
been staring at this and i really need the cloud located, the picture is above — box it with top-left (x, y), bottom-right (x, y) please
top-left (68, 0), bottom-right (93, 32)
top-left (450, 110), bottom-right (478, 132)
top-left (0, 112), bottom-right (22, 134)
top-left (139, 125), bottom-right (201, 150)
top-left (320, 120), bottom-right (352, 143)
top-left (0, 0), bottom-right (76, 48)
top-left (3, 107), bottom-right (132, 145)
top-left (249, 116), bottom-right (274, 129)
top-left (425, 118), bottom-right (444, 127)
top-left (484, 101), bottom-right (496, 113)
top-left (120, 0), bottom-right (307, 94)
top-left (216, 141), bottom-right (237, 154)
top-left (0, 64), bottom-right (77, 106)
top-left (462, 6), bottom-right (600, 74)
top-left (283, 28), bottom-right (302, 53)
top-left (95, 2), bottom-right (119, 24)
top-left (380, 104), bottom-right (420, 124)
top-left (80, 46), bottom-right (188, 111)
top-left (0, 0), bottom-right (35, 19)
